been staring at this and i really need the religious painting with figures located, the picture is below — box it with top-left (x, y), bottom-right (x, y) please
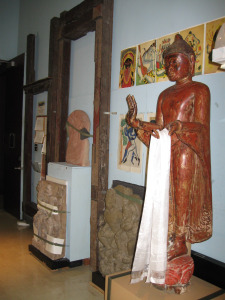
top-left (180, 24), bottom-right (204, 76)
top-left (117, 114), bottom-right (143, 173)
top-left (156, 33), bottom-right (177, 82)
top-left (119, 47), bottom-right (136, 88)
top-left (136, 40), bottom-right (156, 85)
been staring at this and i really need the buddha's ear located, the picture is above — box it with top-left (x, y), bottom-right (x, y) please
top-left (190, 54), bottom-right (195, 76)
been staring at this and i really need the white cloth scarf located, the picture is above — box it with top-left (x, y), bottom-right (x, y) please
top-left (131, 128), bottom-right (171, 285)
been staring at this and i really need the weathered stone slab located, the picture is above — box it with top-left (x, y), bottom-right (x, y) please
top-left (98, 185), bottom-right (143, 276)
top-left (32, 180), bottom-right (67, 260)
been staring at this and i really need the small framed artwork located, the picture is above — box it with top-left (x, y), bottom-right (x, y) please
top-left (34, 116), bottom-right (47, 144)
top-left (156, 33), bottom-right (177, 82)
top-left (119, 47), bottom-right (136, 88)
top-left (180, 24), bottom-right (204, 76)
top-left (136, 40), bottom-right (156, 85)
top-left (117, 114), bottom-right (143, 173)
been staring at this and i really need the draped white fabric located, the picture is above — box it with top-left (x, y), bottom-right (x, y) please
top-left (131, 128), bottom-right (171, 285)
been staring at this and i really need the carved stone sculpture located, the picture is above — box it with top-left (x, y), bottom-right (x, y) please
top-left (98, 185), bottom-right (143, 276)
top-left (32, 180), bottom-right (67, 260)
top-left (126, 34), bottom-right (212, 293)
top-left (66, 110), bottom-right (90, 166)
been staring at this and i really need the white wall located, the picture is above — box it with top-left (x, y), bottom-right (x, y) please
top-left (18, 0), bottom-right (82, 79)
top-left (109, 0), bottom-right (225, 263)
top-left (0, 0), bottom-right (20, 60)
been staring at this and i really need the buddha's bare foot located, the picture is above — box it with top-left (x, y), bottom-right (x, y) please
top-left (167, 235), bottom-right (188, 261)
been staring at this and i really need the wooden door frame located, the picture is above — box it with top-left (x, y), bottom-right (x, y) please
top-left (47, 0), bottom-right (114, 271)
top-left (23, 0), bottom-right (114, 271)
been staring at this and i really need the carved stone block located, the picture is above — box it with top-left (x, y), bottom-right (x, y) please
top-left (32, 180), bottom-right (67, 260)
top-left (98, 185), bottom-right (143, 276)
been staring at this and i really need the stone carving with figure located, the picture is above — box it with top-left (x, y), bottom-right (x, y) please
top-left (126, 34), bottom-right (212, 294)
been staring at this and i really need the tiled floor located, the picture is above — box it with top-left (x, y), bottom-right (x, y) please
top-left (0, 210), bottom-right (104, 300)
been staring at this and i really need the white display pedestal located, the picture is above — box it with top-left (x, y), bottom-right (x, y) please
top-left (47, 162), bottom-right (91, 263)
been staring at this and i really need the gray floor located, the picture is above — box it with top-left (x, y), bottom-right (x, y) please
top-left (0, 210), bottom-right (104, 300)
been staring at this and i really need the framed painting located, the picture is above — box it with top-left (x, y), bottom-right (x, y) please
top-left (136, 40), bottom-right (156, 85)
top-left (119, 47), bottom-right (136, 88)
top-left (180, 24), bottom-right (204, 76)
top-left (156, 33), bottom-right (177, 82)
top-left (118, 114), bottom-right (143, 173)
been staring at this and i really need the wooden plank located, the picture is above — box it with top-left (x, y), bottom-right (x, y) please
top-left (23, 34), bottom-right (36, 217)
top-left (47, 17), bottom-right (71, 163)
top-left (91, 17), bottom-right (102, 188)
top-left (90, 0), bottom-right (114, 271)
top-left (24, 77), bottom-right (52, 95)
top-left (90, 200), bottom-right (98, 269)
top-left (98, 0), bottom-right (113, 195)
top-left (47, 17), bottom-right (61, 163)
top-left (61, 0), bottom-right (103, 24)
top-left (26, 34), bottom-right (35, 84)
top-left (90, 17), bottom-right (102, 271)
top-left (62, 10), bottom-right (96, 40)
top-left (54, 38), bottom-right (71, 162)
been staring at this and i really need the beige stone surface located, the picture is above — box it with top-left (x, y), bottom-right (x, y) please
top-left (32, 180), bottom-right (67, 260)
top-left (98, 185), bottom-right (143, 276)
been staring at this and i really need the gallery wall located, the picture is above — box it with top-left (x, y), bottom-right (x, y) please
top-left (1, 0), bottom-right (224, 264)
top-left (109, 0), bottom-right (225, 263)
top-left (0, 0), bottom-right (20, 60)
top-left (17, 0), bottom-right (83, 79)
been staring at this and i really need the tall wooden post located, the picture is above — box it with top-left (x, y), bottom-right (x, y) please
top-left (90, 0), bottom-right (114, 271)
top-left (47, 18), bottom-right (71, 163)
top-left (23, 34), bottom-right (36, 217)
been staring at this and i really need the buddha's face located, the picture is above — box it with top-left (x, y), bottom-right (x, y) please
top-left (164, 53), bottom-right (191, 82)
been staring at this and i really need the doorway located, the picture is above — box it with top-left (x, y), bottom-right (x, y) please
top-left (0, 54), bottom-right (24, 219)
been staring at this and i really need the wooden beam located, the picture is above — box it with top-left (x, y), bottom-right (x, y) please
top-left (24, 77), bottom-right (52, 95)
top-left (54, 38), bottom-right (71, 162)
top-left (47, 17), bottom-right (61, 163)
top-left (26, 34), bottom-right (35, 84)
top-left (90, 0), bottom-right (113, 271)
top-left (61, 0), bottom-right (103, 24)
top-left (98, 0), bottom-right (113, 194)
top-left (62, 10), bottom-right (96, 40)
top-left (47, 18), bottom-right (72, 163)
top-left (23, 34), bottom-right (36, 216)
